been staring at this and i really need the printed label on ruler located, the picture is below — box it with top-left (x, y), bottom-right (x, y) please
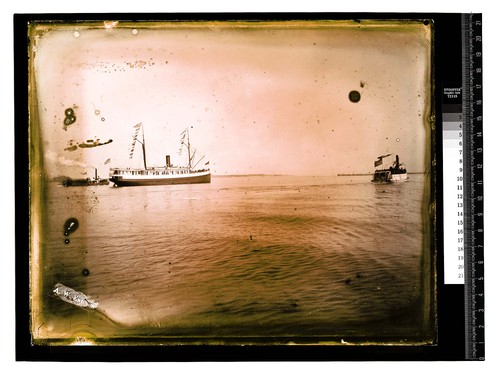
top-left (443, 87), bottom-right (464, 284)
top-left (443, 87), bottom-right (465, 284)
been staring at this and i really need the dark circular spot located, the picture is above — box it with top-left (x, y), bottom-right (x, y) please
top-left (64, 239), bottom-right (70, 244)
top-left (64, 117), bottom-right (74, 125)
top-left (65, 108), bottom-right (74, 116)
top-left (64, 218), bottom-right (79, 235)
top-left (101, 117), bottom-right (105, 121)
top-left (349, 90), bottom-right (361, 103)
top-left (82, 269), bottom-right (90, 276)
top-left (423, 19), bottom-right (430, 26)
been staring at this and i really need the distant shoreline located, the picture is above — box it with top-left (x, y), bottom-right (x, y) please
top-left (213, 174), bottom-right (287, 178)
top-left (337, 172), bottom-right (426, 176)
top-left (214, 173), bottom-right (427, 178)
top-left (336, 173), bottom-right (371, 176)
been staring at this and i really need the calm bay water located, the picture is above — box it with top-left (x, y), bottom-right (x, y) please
top-left (36, 174), bottom-right (433, 343)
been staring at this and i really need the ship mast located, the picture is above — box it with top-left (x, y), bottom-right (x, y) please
top-left (187, 128), bottom-right (192, 170)
top-left (180, 127), bottom-right (199, 170)
top-left (141, 125), bottom-right (147, 169)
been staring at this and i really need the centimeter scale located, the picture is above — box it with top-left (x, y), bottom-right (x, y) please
top-left (442, 13), bottom-right (484, 360)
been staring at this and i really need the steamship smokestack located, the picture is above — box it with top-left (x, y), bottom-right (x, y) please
top-left (166, 155), bottom-right (171, 167)
top-left (95, 168), bottom-right (98, 180)
top-left (395, 155), bottom-right (400, 170)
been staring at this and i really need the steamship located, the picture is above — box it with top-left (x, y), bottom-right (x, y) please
top-left (109, 124), bottom-right (211, 187)
top-left (371, 154), bottom-right (409, 183)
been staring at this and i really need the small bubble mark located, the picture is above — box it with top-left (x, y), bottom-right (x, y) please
top-left (63, 107), bottom-right (76, 128)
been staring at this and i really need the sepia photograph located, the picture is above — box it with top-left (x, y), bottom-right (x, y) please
top-left (28, 18), bottom-right (435, 345)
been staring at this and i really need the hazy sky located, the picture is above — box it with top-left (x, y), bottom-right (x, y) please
top-left (31, 20), bottom-right (431, 177)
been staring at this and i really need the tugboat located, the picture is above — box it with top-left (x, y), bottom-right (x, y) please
top-left (371, 154), bottom-right (409, 183)
top-left (62, 168), bottom-right (109, 186)
top-left (109, 123), bottom-right (211, 187)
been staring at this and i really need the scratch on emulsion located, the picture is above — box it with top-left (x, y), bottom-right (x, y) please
top-left (52, 283), bottom-right (99, 309)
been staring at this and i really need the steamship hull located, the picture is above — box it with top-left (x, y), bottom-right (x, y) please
top-left (110, 170), bottom-right (211, 187)
top-left (389, 172), bottom-right (409, 182)
top-left (63, 179), bottom-right (109, 186)
top-left (371, 170), bottom-right (408, 183)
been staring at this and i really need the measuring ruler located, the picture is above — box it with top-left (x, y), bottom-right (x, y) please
top-left (442, 13), bottom-right (484, 360)
top-left (462, 13), bottom-right (484, 361)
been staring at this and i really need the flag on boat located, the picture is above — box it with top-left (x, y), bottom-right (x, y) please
top-left (129, 123), bottom-right (142, 159)
top-left (180, 128), bottom-right (187, 144)
top-left (374, 153), bottom-right (391, 167)
top-left (179, 128), bottom-right (188, 153)
top-left (129, 141), bottom-right (136, 158)
top-left (205, 161), bottom-right (210, 165)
